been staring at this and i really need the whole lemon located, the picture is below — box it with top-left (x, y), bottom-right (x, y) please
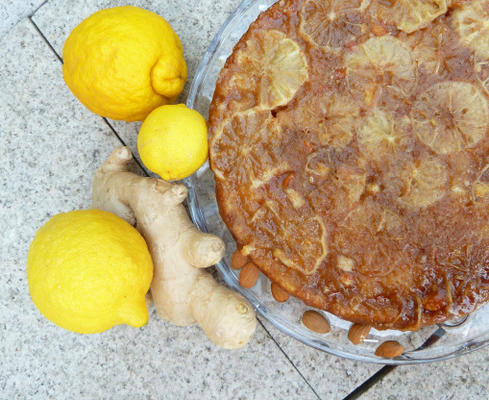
top-left (27, 209), bottom-right (153, 334)
top-left (138, 104), bottom-right (208, 180)
top-left (62, 6), bottom-right (187, 122)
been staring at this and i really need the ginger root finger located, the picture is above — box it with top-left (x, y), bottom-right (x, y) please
top-left (92, 147), bottom-right (137, 225)
top-left (155, 181), bottom-right (188, 206)
top-left (92, 146), bottom-right (257, 349)
top-left (99, 145), bottom-right (132, 172)
top-left (180, 230), bottom-right (225, 268)
top-left (191, 274), bottom-right (256, 349)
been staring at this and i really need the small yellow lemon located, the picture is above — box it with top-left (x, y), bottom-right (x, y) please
top-left (62, 6), bottom-right (187, 121)
top-left (27, 209), bottom-right (153, 334)
top-left (138, 104), bottom-right (208, 180)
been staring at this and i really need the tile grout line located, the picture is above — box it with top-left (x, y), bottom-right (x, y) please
top-left (258, 318), bottom-right (323, 400)
top-left (27, 17), bottom-right (148, 176)
top-left (29, 0), bottom-right (49, 18)
top-left (342, 365), bottom-right (395, 400)
top-left (28, 16), bottom-right (62, 64)
top-left (101, 117), bottom-right (150, 176)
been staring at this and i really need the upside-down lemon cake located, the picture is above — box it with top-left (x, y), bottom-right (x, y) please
top-left (208, 0), bottom-right (489, 330)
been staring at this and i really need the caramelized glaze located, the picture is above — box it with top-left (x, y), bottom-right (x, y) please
top-left (209, 0), bottom-right (489, 329)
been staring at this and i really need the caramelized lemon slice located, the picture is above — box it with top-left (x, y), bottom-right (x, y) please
top-left (357, 110), bottom-right (412, 161)
top-left (234, 30), bottom-right (308, 109)
top-left (407, 22), bottom-right (449, 75)
top-left (400, 155), bottom-right (448, 208)
top-left (210, 110), bottom-right (289, 184)
top-left (277, 95), bottom-right (359, 151)
top-left (412, 82), bottom-right (489, 155)
top-left (299, 0), bottom-right (369, 51)
top-left (375, 0), bottom-right (447, 34)
top-left (252, 201), bottom-right (328, 275)
top-left (453, 0), bottom-right (489, 59)
top-left (345, 36), bottom-right (416, 107)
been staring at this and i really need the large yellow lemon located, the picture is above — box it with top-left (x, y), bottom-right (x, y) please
top-left (62, 6), bottom-right (187, 121)
top-left (138, 104), bottom-right (208, 180)
top-left (27, 209), bottom-right (153, 334)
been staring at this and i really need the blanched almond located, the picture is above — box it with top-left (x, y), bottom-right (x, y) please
top-left (271, 282), bottom-right (290, 302)
top-left (348, 323), bottom-right (371, 345)
top-left (375, 341), bottom-right (404, 358)
top-left (231, 250), bottom-right (249, 270)
top-left (302, 310), bottom-right (331, 334)
top-left (239, 262), bottom-right (260, 288)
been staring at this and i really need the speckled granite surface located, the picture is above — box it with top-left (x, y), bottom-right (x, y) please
top-left (2, 1), bottom-right (489, 399)
top-left (362, 349), bottom-right (489, 400)
top-left (0, 0), bottom-right (45, 38)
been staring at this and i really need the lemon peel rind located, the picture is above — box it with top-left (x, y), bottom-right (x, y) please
top-left (27, 209), bottom-right (153, 334)
top-left (62, 6), bottom-right (187, 122)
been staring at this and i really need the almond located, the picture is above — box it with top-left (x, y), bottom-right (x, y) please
top-left (231, 250), bottom-right (249, 270)
top-left (239, 262), bottom-right (260, 288)
top-left (348, 323), bottom-right (371, 345)
top-left (302, 310), bottom-right (331, 334)
top-left (375, 341), bottom-right (404, 358)
top-left (271, 282), bottom-right (290, 302)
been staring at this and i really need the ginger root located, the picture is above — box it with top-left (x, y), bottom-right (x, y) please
top-left (92, 147), bottom-right (256, 349)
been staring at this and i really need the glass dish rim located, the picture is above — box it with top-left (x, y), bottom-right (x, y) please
top-left (184, 0), bottom-right (489, 364)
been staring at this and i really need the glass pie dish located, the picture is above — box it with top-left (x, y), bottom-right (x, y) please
top-left (184, 0), bottom-right (489, 364)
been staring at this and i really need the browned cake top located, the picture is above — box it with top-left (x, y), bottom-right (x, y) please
top-left (208, 0), bottom-right (489, 330)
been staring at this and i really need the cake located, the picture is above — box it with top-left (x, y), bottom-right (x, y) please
top-left (208, 0), bottom-right (489, 330)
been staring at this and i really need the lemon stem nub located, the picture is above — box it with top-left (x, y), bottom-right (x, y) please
top-left (151, 55), bottom-right (187, 98)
